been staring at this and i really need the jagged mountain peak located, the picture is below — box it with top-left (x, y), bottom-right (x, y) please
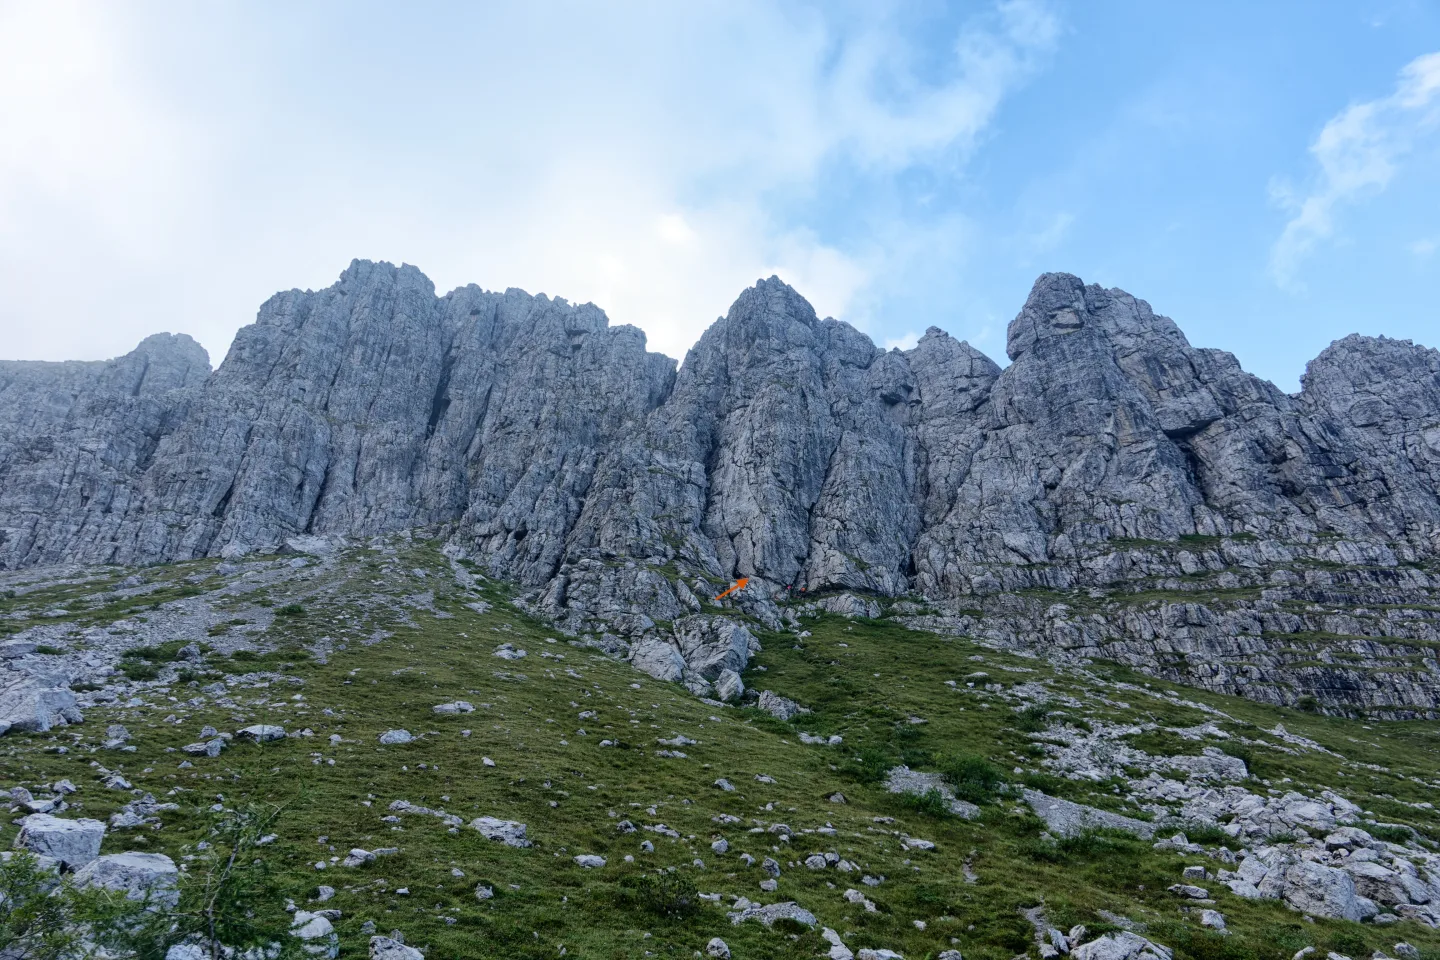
top-left (2, 264), bottom-right (1439, 713)
top-left (1008, 271), bottom-right (1193, 363)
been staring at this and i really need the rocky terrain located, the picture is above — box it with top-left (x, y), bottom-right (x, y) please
top-left (3, 537), bottom-right (1440, 959)
top-left (2, 263), bottom-right (1438, 716)
top-left (2, 263), bottom-right (1440, 955)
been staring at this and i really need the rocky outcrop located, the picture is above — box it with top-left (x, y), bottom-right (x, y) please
top-left (2, 262), bottom-right (1438, 711)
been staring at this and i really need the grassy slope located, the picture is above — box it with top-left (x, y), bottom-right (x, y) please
top-left (2, 542), bottom-right (1439, 960)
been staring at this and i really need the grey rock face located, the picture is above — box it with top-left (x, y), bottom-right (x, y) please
top-left (0, 261), bottom-right (673, 576)
top-left (0, 333), bottom-right (211, 570)
top-left (2, 262), bottom-right (1439, 711)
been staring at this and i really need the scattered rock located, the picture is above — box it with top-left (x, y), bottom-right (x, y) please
top-left (236, 724), bottom-right (286, 743)
top-left (726, 899), bottom-right (817, 927)
top-left (756, 691), bottom-right (808, 721)
top-left (471, 817), bottom-right (531, 848)
top-left (369, 936), bottom-right (424, 960)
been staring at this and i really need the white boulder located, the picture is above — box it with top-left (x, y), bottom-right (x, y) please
top-left (14, 814), bottom-right (105, 869)
top-left (73, 852), bottom-right (179, 908)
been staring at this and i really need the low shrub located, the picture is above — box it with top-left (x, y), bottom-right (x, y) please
top-left (896, 788), bottom-right (953, 818)
top-left (119, 660), bottom-right (161, 681)
top-left (617, 871), bottom-right (699, 919)
top-left (1012, 703), bottom-right (1051, 732)
top-left (938, 753), bottom-right (1005, 804)
top-left (840, 746), bottom-right (893, 784)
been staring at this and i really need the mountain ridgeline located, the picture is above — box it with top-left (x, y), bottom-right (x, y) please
top-left (3, 261), bottom-right (1440, 714)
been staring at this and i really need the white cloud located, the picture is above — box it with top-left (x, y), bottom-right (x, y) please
top-left (0, 1), bottom-right (1057, 365)
top-left (1026, 211), bottom-right (1074, 254)
top-left (883, 331), bottom-right (921, 351)
top-left (1269, 51), bottom-right (1440, 290)
top-left (1411, 237), bottom-right (1438, 258)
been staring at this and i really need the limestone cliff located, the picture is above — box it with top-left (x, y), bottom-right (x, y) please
top-left (3, 262), bottom-right (1438, 713)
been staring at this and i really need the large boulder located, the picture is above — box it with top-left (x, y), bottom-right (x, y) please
top-left (235, 724), bottom-right (285, 743)
top-left (814, 594), bottom-right (882, 619)
top-left (14, 814), bottom-right (105, 869)
top-left (1229, 847), bottom-right (1377, 921)
top-left (713, 669), bottom-right (744, 703)
top-left (72, 852), bottom-right (180, 908)
top-left (0, 673), bottom-right (82, 736)
top-left (628, 637), bottom-right (686, 683)
top-left (1279, 859), bottom-right (1374, 922)
top-left (291, 910), bottom-right (340, 958)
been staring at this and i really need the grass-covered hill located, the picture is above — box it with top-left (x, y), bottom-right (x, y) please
top-left (3, 539), bottom-right (1440, 960)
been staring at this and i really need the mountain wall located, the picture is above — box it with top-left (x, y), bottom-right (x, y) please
top-left (3, 261), bottom-right (1439, 713)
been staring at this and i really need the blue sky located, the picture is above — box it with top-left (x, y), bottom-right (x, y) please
top-left (2, 1), bottom-right (1437, 390)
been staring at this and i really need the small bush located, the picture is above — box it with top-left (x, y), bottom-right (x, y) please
top-left (840, 746), bottom-right (893, 784)
top-left (276, 603), bottom-right (307, 617)
top-left (33, 645), bottom-right (65, 655)
top-left (119, 660), bottom-right (161, 681)
top-left (1022, 828), bottom-right (1140, 864)
top-left (618, 871), bottom-right (699, 919)
top-left (1365, 822), bottom-right (1417, 844)
top-left (1325, 930), bottom-right (1370, 960)
top-left (939, 753), bottom-right (1005, 804)
top-left (121, 640), bottom-right (199, 663)
top-left (897, 788), bottom-right (953, 818)
top-left (1019, 770), bottom-right (1073, 797)
top-left (1012, 703), bottom-right (1050, 732)
top-left (1177, 823), bottom-right (1235, 847)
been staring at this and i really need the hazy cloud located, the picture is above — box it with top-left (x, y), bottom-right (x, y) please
top-left (1269, 50), bottom-right (1440, 290)
top-left (0, 0), bottom-right (1058, 365)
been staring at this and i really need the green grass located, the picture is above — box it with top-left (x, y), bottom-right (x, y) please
top-left (3, 539), bottom-right (1440, 959)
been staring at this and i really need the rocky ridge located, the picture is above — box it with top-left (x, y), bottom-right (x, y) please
top-left (2, 263), bottom-right (1438, 713)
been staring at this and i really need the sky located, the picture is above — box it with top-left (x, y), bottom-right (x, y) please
top-left (1, 1), bottom-right (1438, 391)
